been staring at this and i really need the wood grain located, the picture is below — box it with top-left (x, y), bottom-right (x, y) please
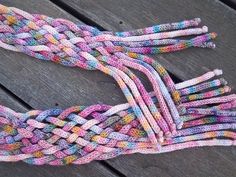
top-left (0, 0), bottom-right (120, 177)
top-left (60, 0), bottom-right (236, 86)
top-left (0, 0), bottom-right (235, 176)
top-left (57, 0), bottom-right (236, 176)
top-left (0, 88), bottom-right (120, 177)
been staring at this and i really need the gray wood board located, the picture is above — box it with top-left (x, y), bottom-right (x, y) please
top-left (0, 0), bottom-right (120, 177)
top-left (58, 0), bottom-right (236, 176)
top-left (0, 87), bottom-right (27, 112)
top-left (0, 88), bottom-right (119, 177)
top-left (61, 0), bottom-right (236, 85)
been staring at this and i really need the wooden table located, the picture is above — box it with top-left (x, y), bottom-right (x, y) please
top-left (0, 0), bottom-right (236, 176)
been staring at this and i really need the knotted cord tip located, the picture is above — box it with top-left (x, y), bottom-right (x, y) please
top-left (176, 121), bottom-right (184, 129)
top-left (170, 123), bottom-right (177, 134)
top-left (211, 43), bottom-right (216, 49)
top-left (157, 130), bottom-right (164, 141)
top-left (194, 18), bottom-right (201, 24)
top-left (224, 86), bottom-right (231, 92)
top-left (220, 78), bottom-right (228, 85)
top-left (158, 136), bottom-right (164, 144)
top-left (164, 131), bottom-right (172, 138)
top-left (205, 42), bottom-right (216, 49)
top-left (202, 26), bottom-right (208, 33)
top-left (210, 32), bottom-right (218, 39)
top-left (177, 106), bottom-right (187, 115)
top-left (214, 69), bottom-right (223, 76)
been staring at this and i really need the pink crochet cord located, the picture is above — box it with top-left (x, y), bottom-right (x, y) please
top-left (0, 4), bottom-right (235, 165)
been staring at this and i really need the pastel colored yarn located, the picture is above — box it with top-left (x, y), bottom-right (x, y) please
top-left (0, 4), bottom-right (235, 165)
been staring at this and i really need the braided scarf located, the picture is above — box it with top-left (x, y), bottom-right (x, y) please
top-left (0, 4), bottom-right (235, 165)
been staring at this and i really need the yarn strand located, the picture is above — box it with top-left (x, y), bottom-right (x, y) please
top-left (0, 4), bottom-right (235, 165)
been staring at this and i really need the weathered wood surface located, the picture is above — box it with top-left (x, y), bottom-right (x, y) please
top-left (0, 88), bottom-right (121, 177)
top-left (58, 0), bottom-right (236, 176)
top-left (0, 88), bottom-right (27, 112)
top-left (0, 0), bottom-right (235, 177)
top-left (0, 1), bottom-right (120, 177)
top-left (60, 0), bottom-right (236, 86)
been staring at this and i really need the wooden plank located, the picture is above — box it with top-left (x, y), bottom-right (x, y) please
top-left (60, 0), bottom-right (236, 86)
top-left (0, 87), bottom-right (27, 112)
top-left (0, 0), bottom-right (235, 176)
top-left (0, 0), bottom-right (125, 110)
top-left (0, 88), bottom-right (119, 177)
top-left (56, 0), bottom-right (236, 176)
top-left (0, 1), bottom-right (120, 177)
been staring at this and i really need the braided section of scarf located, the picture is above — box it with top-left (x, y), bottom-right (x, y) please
top-left (0, 4), bottom-right (235, 165)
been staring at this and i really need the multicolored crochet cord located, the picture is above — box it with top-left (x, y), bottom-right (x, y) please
top-left (0, 4), bottom-right (235, 165)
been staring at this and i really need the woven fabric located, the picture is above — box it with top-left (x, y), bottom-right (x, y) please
top-left (0, 4), bottom-right (235, 165)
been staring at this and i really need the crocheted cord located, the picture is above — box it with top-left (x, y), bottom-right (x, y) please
top-left (0, 4), bottom-right (235, 165)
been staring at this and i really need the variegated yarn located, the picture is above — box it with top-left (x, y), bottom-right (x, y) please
top-left (0, 4), bottom-right (235, 165)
